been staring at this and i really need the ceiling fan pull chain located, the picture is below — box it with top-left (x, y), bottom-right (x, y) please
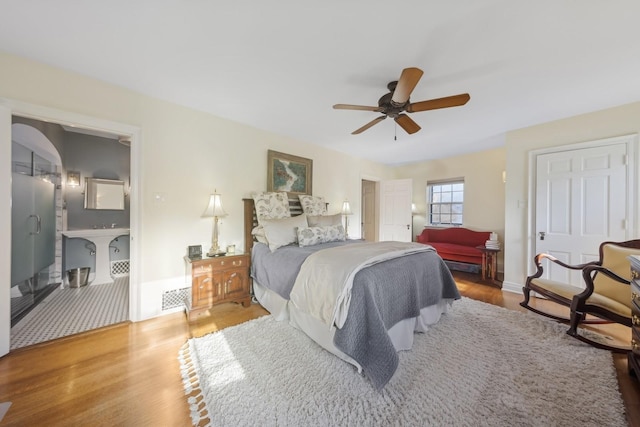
top-left (394, 122), bottom-right (397, 141)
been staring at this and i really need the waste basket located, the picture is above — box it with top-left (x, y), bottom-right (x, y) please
top-left (67, 267), bottom-right (90, 288)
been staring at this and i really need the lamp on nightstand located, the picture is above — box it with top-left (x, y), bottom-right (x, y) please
top-left (203, 190), bottom-right (227, 256)
top-left (342, 200), bottom-right (353, 239)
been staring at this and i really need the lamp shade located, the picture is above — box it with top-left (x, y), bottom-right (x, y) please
top-left (203, 192), bottom-right (227, 217)
top-left (341, 200), bottom-right (353, 215)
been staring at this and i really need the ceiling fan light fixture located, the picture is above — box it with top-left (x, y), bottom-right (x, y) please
top-left (334, 67), bottom-right (470, 135)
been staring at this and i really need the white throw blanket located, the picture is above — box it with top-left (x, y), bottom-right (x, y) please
top-left (289, 241), bottom-right (434, 329)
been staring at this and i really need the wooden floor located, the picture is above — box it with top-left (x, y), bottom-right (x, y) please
top-left (0, 272), bottom-right (638, 426)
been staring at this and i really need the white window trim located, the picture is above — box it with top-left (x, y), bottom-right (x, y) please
top-left (426, 178), bottom-right (464, 228)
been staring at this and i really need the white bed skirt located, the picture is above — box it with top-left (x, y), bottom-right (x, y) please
top-left (253, 281), bottom-right (454, 372)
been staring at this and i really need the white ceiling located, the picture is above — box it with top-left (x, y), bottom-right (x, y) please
top-left (2, 1), bottom-right (640, 165)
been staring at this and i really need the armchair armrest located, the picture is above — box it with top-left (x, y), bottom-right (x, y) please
top-left (529, 253), bottom-right (599, 280)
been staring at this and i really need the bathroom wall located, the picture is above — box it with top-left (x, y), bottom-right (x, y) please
top-left (62, 131), bottom-right (131, 280)
top-left (64, 132), bottom-right (130, 230)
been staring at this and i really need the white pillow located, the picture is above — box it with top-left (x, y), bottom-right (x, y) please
top-left (298, 195), bottom-right (327, 216)
top-left (253, 192), bottom-right (290, 225)
top-left (251, 225), bottom-right (268, 245)
top-left (261, 214), bottom-right (308, 251)
top-left (307, 213), bottom-right (342, 227)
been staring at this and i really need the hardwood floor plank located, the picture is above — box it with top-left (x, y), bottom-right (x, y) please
top-left (0, 273), bottom-right (637, 426)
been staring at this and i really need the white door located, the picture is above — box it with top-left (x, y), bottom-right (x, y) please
top-left (379, 179), bottom-right (412, 242)
top-left (0, 105), bottom-right (11, 358)
top-left (535, 142), bottom-right (629, 286)
top-left (361, 180), bottom-right (376, 241)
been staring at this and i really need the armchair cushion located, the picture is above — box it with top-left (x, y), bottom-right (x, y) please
top-left (593, 244), bottom-right (636, 306)
top-left (529, 277), bottom-right (631, 318)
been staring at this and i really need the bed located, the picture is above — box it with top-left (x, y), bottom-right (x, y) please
top-left (244, 194), bottom-right (460, 389)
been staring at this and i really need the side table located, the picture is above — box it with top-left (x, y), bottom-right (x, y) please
top-left (476, 246), bottom-right (500, 283)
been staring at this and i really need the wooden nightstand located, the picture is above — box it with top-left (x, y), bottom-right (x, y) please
top-left (184, 252), bottom-right (251, 321)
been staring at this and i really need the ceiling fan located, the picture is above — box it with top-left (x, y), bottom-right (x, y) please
top-left (333, 67), bottom-right (470, 135)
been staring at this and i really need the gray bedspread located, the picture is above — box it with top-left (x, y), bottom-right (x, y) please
top-left (250, 240), bottom-right (460, 390)
top-left (251, 240), bottom-right (366, 299)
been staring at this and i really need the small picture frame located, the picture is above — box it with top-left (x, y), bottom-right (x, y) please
top-left (188, 245), bottom-right (202, 259)
top-left (226, 244), bottom-right (235, 254)
top-left (267, 150), bottom-right (312, 196)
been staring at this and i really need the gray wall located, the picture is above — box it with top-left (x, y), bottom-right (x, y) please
top-left (62, 132), bottom-right (130, 278)
top-left (64, 132), bottom-right (130, 229)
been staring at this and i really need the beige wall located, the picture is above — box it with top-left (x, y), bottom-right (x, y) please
top-left (503, 101), bottom-right (640, 293)
top-left (395, 147), bottom-right (506, 270)
top-left (0, 52), bottom-right (394, 319)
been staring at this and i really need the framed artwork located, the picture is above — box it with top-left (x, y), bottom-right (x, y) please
top-left (267, 150), bottom-right (312, 195)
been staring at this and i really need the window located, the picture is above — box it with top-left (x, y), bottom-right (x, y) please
top-left (427, 179), bottom-right (464, 226)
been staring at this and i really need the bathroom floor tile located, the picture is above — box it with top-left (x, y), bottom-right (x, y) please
top-left (10, 277), bottom-right (129, 350)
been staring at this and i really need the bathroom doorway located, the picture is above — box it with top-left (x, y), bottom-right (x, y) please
top-left (9, 117), bottom-right (132, 349)
top-left (0, 98), bottom-right (142, 358)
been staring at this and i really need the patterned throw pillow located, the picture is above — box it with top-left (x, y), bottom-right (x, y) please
top-left (298, 195), bottom-right (327, 216)
top-left (296, 224), bottom-right (345, 247)
top-left (296, 226), bottom-right (327, 247)
top-left (253, 192), bottom-right (291, 225)
top-left (324, 224), bottom-right (346, 243)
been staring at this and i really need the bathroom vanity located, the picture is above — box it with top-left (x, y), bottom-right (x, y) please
top-left (63, 228), bottom-right (130, 285)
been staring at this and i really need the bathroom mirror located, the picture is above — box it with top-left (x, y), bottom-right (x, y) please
top-left (84, 178), bottom-right (125, 210)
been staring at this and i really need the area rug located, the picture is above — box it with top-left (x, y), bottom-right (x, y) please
top-left (178, 297), bottom-right (626, 427)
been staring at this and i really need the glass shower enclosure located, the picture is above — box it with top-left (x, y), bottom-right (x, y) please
top-left (11, 171), bottom-right (56, 324)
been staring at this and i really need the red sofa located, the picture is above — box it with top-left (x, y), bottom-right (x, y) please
top-left (416, 228), bottom-right (490, 265)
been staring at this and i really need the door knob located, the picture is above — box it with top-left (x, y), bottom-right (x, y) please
top-left (538, 231), bottom-right (545, 240)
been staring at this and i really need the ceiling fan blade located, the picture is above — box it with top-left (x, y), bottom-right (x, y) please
top-left (395, 114), bottom-right (421, 135)
top-left (333, 104), bottom-right (383, 112)
top-left (391, 67), bottom-right (424, 105)
top-left (352, 116), bottom-right (386, 134)
top-left (407, 93), bottom-right (470, 113)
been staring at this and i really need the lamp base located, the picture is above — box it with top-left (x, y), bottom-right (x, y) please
top-left (207, 250), bottom-right (226, 257)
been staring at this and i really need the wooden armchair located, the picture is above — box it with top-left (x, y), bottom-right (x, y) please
top-left (521, 239), bottom-right (640, 353)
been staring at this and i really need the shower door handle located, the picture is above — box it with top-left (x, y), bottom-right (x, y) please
top-left (29, 214), bottom-right (41, 235)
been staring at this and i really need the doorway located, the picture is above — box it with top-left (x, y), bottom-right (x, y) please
top-left (0, 99), bottom-right (141, 358)
top-left (361, 180), bottom-right (376, 241)
top-left (9, 118), bottom-right (132, 349)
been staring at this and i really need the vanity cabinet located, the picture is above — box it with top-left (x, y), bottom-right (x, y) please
top-left (185, 253), bottom-right (251, 321)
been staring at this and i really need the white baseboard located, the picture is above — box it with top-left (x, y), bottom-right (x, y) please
top-left (501, 280), bottom-right (522, 294)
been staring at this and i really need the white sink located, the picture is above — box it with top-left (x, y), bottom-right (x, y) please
top-left (62, 228), bottom-right (130, 285)
top-left (63, 228), bottom-right (130, 239)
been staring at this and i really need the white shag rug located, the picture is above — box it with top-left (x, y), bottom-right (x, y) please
top-left (178, 297), bottom-right (626, 427)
